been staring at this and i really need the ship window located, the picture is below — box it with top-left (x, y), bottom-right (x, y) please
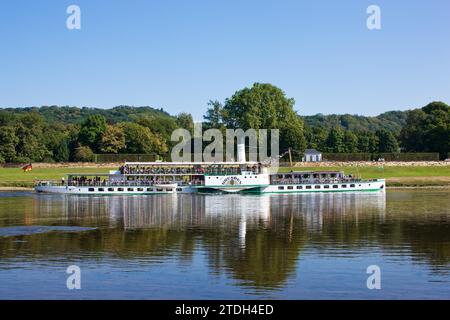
top-left (98, 188), bottom-right (104, 192)
top-left (306, 186), bottom-right (312, 189)
top-left (156, 188), bottom-right (163, 192)
top-left (297, 186), bottom-right (302, 189)
top-left (324, 185), bottom-right (330, 189)
top-left (350, 184), bottom-right (355, 188)
top-left (341, 185), bottom-right (347, 188)
top-left (287, 186), bottom-right (293, 190)
top-left (315, 185), bottom-right (321, 189)
top-left (176, 188), bottom-right (182, 192)
top-left (88, 188), bottom-right (95, 192)
top-left (118, 188), bottom-right (124, 191)
top-left (127, 188), bottom-right (134, 191)
top-left (278, 186), bottom-right (284, 190)
top-left (166, 188), bottom-right (173, 192)
top-left (108, 188), bottom-right (114, 192)
top-left (137, 188), bottom-right (144, 191)
top-left (147, 188), bottom-right (153, 192)
top-left (333, 185), bottom-right (339, 189)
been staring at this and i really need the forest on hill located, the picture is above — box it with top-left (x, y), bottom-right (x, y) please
top-left (0, 83), bottom-right (448, 163)
top-left (303, 110), bottom-right (408, 135)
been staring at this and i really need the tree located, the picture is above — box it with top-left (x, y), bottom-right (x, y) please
top-left (400, 102), bottom-right (450, 158)
top-left (136, 115), bottom-right (178, 143)
top-left (325, 127), bottom-right (345, 153)
top-left (99, 125), bottom-right (126, 153)
top-left (14, 113), bottom-right (51, 162)
top-left (280, 118), bottom-right (307, 158)
top-left (42, 124), bottom-right (71, 162)
top-left (357, 131), bottom-right (378, 153)
top-left (400, 109), bottom-right (426, 152)
top-left (0, 126), bottom-right (18, 162)
top-left (343, 131), bottom-right (359, 153)
top-left (118, 122), bottom-right (168, 156)
top-left (203, 100), bottom-right (225, 129)
top-left (219, 83), bottom-right (306, 154)
top-left (73, 145), bottom-right (95, 162)
top-left (176, 113), bottom-right (194, 132)
top-left (222, 83), bottom-right (297, 129)
top-left (376, 129), bottom-right (399, 153)
top-left (78, 115), bottom-right (107, 152)
top-left (53, 139), bottom-right (70, 162)
top-left (304, 125), bottom-right (328, 151)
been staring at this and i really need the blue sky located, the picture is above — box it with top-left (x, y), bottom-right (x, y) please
top-left (1, 0), bottom-right (449, 120)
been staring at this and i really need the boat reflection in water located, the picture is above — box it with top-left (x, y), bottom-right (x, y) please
top-left (29, 192), bottom-right (386, 290)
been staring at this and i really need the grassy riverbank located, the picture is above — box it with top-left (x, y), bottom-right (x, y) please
top-left (0, 165), bottom-right (449, 189)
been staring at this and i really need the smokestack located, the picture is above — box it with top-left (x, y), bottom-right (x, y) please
top-left (237, 143), bottom-right (246, 163)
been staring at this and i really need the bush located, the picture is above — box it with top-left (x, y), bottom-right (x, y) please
top-left (73, 146), bottom-right (95, 162)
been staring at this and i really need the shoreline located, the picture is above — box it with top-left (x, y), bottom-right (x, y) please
top-left (1, 162), bottom-right (448, 191)
top-left (1, 186), bottom-right (449, 192)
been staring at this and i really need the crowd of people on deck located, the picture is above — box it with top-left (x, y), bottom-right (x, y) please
top-left (118, 164), bottom-right (261, 175)
top-left (66, 175), bottom-right (205, 187)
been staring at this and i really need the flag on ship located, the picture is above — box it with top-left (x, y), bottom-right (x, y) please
top-left (22, 163), bottom-right (33, 172)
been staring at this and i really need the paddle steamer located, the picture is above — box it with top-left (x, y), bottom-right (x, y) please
top-left (35, 149), bottom-right (385, 195)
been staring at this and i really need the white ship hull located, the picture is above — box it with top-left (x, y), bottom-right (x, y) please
top-left (35, 184), bottom-right (178, 195)
top-left (260, 179), bottom-right (385, 193)
top-left (35, 180), bottom-right (385, 195)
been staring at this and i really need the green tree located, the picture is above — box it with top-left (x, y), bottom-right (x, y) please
top-left (304, 126), bottom-right (328, 151)
top-left (357, 131), bottom-right (378, 153)
top-left (53, 139), bottom-right (70, 162)
top-left (0, 126), bottom-right (18, 162)
top-left (118, 122), bottom-right (168, 156)
top-left (99, 125), bottom-right (126, 154)
top-left (343, 131), bottom-right (359, 153)
top-left (136, 115), bottom-right (178, 143)
top-left (400, 109), bottom-right (426, 152)
top-left (42, 124), bottom-right (71, 162)
top-left (13, 112), bottom-right (51, 161)
top-left (325, 127), bottom-right (345, 153)
top-left (203, 100), bottom-right (225, 129)
top-left (176, 113), bottom-right (194, 132)
top-left (14, 123), bottom-right (50, 161)
top-left (222, 83), bottom-right (296, 129)
top-left (73, 145), bottom-right (95, 162)
top-left (400, 102), bottom-right (449, 158)
top-left (376, 129), bottom-right (399, 153)
top-left (219, 83), bottom-right (306, 153)
top-left (280, 118), bottom-right (307, 158)
top-left (78, 115), bottom-right (107, 152)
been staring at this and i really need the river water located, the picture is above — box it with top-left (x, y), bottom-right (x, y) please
top-left (0, 190), bottom-right (449, 299)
